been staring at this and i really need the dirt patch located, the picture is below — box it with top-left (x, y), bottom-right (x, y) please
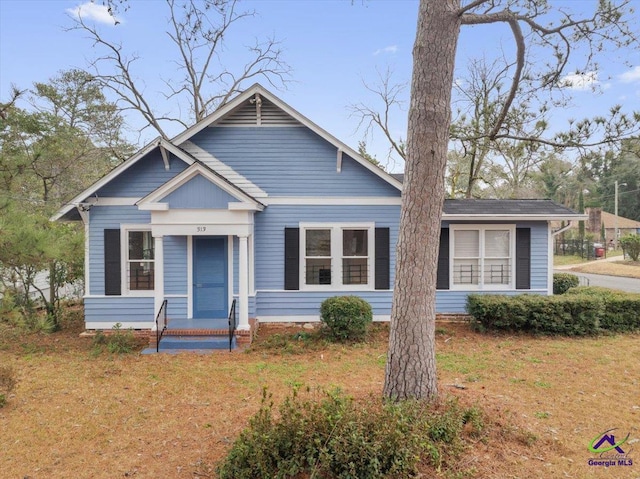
top-left (1, 321), bottom-right (638, 478)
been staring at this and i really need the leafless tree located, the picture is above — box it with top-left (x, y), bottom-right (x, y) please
top-left (69, 0), bottom-right (291, 138)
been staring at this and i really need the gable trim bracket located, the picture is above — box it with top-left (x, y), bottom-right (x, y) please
top-left (159, 142), bottom-right (171, 171)
top-left (337, 148), bottom-right (343, 173)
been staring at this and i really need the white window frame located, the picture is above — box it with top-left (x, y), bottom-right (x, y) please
top-left (449, 224), bottom-right (516, 291)
top-left (121, 225), bottom-right (155, 297)
top-left (299, 222), bottom-right (375, 291)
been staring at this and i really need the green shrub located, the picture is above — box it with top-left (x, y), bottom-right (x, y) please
top-left (0, 365), bottom-right (17, 408)
top-left (553, 273), bottom-right (580, 294)
top-left (468, 289), bottom-right (640, 335)
top-left (320, 296), bottom-right (373, 341)
top-left (620, 234), bottom-right (640, 261)
top-left (217, 388), bottom-right (481, 479)
top-left (566, 287), bottom-right (640, 332)
top-left (91, 323), bottom-right (138, 355)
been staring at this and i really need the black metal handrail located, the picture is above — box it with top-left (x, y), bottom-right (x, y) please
top-left (155, 299), bottom-right (168, 353)
top-left (228, 299), bottom-right (237, 352)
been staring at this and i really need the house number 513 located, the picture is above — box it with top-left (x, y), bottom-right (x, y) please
top-left (197, 226), bottom-right (207, 232)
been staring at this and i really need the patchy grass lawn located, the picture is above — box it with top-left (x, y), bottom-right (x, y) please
top-left (1, 315), bottom-right (639, 478)
top-left (570, 259), bottom-right (640, 279)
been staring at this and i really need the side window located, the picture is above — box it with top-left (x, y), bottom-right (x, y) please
top-left (304, 229), bottom-right (332, 285)
top-left (127, 231), bottom-right (155, 291)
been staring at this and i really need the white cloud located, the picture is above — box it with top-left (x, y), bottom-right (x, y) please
top-left (619, 66), bottom-right (640, 83)
top-left (373, 45), bottom-right (398, 56)
top-left (558, 71), bottom-right (600, 91)
top-left (66, 2), bottom-right (121, 25)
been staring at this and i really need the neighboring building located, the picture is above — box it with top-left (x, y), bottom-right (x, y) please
top-left (54, 84), bottom-right (585, 339)
top-left (569, 208), bottom-right (640, 242)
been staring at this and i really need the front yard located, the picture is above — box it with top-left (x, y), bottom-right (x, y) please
top-left (1, 313), bottom-right (638, 478)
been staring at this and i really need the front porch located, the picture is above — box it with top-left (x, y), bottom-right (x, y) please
top-left (145, 315), bottom-right (258, 354)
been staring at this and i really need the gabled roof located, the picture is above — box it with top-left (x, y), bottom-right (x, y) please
top-left (180, 141), bottom-right (267, 199)
top-left (137, 162), bottom-right (264, 211)
top-left (442, 199), bottom-right (586, 221)
top-left (170, 83), bottom-right (403, 191)
top-left (52, 137), bottom-right (195, 221)
top-left (53, 84), bottom-right (403, 222)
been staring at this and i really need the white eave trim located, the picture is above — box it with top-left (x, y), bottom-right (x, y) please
top-left (265, 196), bottom-right (401, 206)
top-left (138, 202), bottom-right (169, 211)
top-left (51, 137), bottom-right (192, 222)
top-left (137, 162), bottom-right (264, 211)
top-left (170, 84), bottom-right (403, 192)
top-left (443, 214), bottom-right (589, 221)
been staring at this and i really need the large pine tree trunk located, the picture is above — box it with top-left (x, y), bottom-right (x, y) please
top-left (384, 0), bottom-right (461, 401)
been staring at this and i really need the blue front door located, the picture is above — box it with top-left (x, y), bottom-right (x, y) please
top-left (193, 237), bottom-right (228, 318)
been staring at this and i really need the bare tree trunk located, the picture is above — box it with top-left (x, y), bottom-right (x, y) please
top-left (384, 0), bottom-right (461, 401)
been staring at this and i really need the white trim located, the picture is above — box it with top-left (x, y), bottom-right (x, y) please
top-left (153, 235), bottom-right (165, 316)
top-left (164, 294), bottom-right (188, 298)
top-left (187, 236), bottom-right (193, 317)
top-left (228, 235), bottom-right (234, 318)
top-left (443, 214), bottom-right (588, 221)
top-left (257, 315), bottom-right (391, 323)
top-left (548, 222), bottom-right (554, 296)
top-left (238, 235), bottom-right (250, 330)
top-left (266, 197), bottom-right (401, 206)
top-left (337, 148), bottom-right (343, 173)
top-left (299, 222), bottom-right (375, 292)
top-left (449, 224), bottom-right (516, 291)
top-left (249, 233), bottom-right (255, 295)
top-left (51, 138), bottom-right (189, 221)
top-left (83, 212), bottom-right (90, 296)
top-left (138, 203), bottom-right (169, 211)
top-left (120, 225), bottom-right (155, 297)
top-left (170, 84), bottom-right (402, 192)
top-left (86, 321), bottom-right (153, 330)
top-left (137, 162), bottom-right (264, 210)
top-left (86, 197), bottom-right (141, 206)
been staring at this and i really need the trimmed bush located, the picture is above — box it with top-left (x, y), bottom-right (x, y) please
top-left (217, 388), bottom-right (482, 479)
top-left (467, 289), bottom-right (640, 335)
top-left (553, 273), bottom-right (580, 295)
top-left (620, 234), bottom-right (640, 261)
top-left (320, 296), bottom-right (373, 341)
top-left (566, 287), bottom-right (640, 333)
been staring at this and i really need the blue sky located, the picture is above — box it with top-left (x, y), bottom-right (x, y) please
top-left (1, 0), bottom-right (639, 173)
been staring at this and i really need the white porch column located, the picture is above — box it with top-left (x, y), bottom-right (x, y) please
top-left (153, 234), bottom-right (165, 327)
top-left (237, 235), bottom-right (250, 330)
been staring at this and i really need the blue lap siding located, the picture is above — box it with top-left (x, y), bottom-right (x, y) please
top-left (191, 126), bottom-right (400, 197)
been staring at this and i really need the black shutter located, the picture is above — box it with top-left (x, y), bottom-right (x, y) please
top-left (436, 228), bottom-right (450, 290)
top-left (104, 229), bottom-right (121, 296)
top-left (516, 228), bottom-right (531, 290)
top-left (284, 228), bottom-right (300, 290)
top-left (375, 227), bottom-right (390, 290)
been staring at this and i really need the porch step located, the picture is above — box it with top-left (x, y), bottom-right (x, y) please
top-left (141, 335), bottom-right (236, 354)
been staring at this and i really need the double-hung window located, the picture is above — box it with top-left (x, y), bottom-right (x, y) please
top-left (451, 225), bottom-right (514, 289)
top-left (301, 224), bottom-right (373, 289)
top-left (126, 229), bottom-right (155, 292)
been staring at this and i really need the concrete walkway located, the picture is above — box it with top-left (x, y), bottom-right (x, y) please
top-left (554, 254), bottom-right (640, 293)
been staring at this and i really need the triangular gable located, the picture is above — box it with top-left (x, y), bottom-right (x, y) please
top-left (137, 163), bottom-right (264, 212)
top-left (52, 138), bottom-right (195, 221)
top-left (170, 84), bottom-right (403, 192)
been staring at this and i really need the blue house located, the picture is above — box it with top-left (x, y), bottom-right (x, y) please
top-left (54, 84), bottom-right (585, 344)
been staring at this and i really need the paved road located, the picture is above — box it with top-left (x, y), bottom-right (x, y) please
top-left (554, 270), bottom-right (640, 293)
